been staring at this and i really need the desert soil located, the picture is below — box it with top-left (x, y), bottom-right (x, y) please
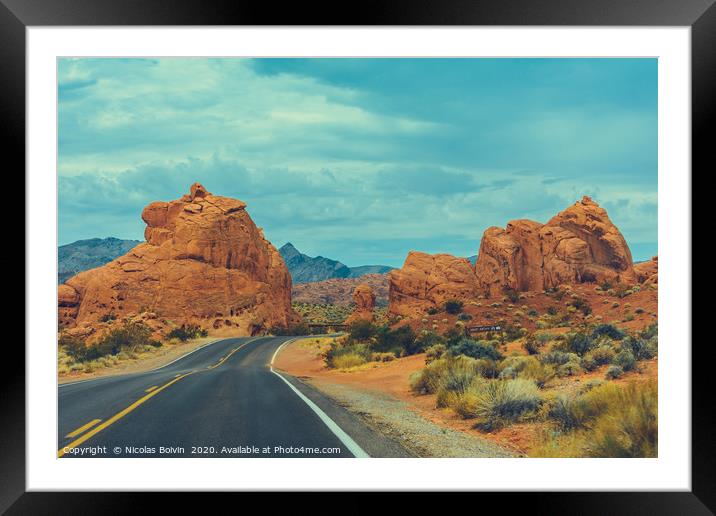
top-left (273, 337), bottom-right (657, 457)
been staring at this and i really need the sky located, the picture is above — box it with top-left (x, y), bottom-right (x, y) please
top-left (58, 58), bottom-right (657, 267)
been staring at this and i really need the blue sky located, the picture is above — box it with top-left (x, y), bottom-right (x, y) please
top-left (58, 58), bottom-right (657, 266)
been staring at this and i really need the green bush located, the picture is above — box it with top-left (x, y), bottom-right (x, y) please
top-left (614, 349), bottom-right (636, 371)
top-left (59, 334), bottom-right (94, 362)
top-left (457, 313), bottom-right (473, 321)
top-left (374, 325), bottom-right (420, 356)
top-left (444, 299), bottom-right (464, 315)
top-left (591, 323), bottom-right (625, 340)
top-left (425, 343), bottom-right (447, 364)
top-left (541, 350), bottom-right (579, 366)
top-left (456, 378), bottom-right (542, 431)
top-left (621, 335), bottom-right (657, 361)
top-left (564, 332), bottom-right (595, 356)
top-left (427, 307), bottom-right (440, 315)
top-left (605, 365), bottom-right (624, 379)
top-left (325, 342), bottom-right (371, 368)
top-left (167, 324), bottom-right (208, 341)
top-left (99, 312), bottom-right (117, 323)
top-left (448, 338), bottom-right (503, 361)
top-left (581, 345), bottom-right (617, 371)
top-left (349, 320), bottom-right (377, 342)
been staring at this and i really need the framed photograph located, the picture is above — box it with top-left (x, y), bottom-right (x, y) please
top-left (7, 0), bottom-right (710, 510)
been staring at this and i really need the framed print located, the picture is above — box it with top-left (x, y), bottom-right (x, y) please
top-left (5, 0), bottom-right (711, 511)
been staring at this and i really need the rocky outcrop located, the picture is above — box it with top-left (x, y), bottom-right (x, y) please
top-left (475, 196), bottom-right (636, 297)
top-left (58, 183), bottom-right (295, 338)
top-left (291, 273), bottom-right (389, 306)
top-left (634, 256), bottom-right (658, 286)
top-left (388, 252), bottom-right (480, 317)
top-left (345, 284), bottom-right (376, 324)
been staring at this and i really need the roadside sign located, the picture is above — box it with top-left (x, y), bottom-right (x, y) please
top-left (468, 325), bottom-right (502, 332)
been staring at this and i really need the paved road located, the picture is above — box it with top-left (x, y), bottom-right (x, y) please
top-left (58, 336), bottom-right (411, 458)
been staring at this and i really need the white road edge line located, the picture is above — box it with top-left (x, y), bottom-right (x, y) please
top-left (270, 338), bottom-right (370, 459)
top-left (59, 336), bottom-right (264, 388)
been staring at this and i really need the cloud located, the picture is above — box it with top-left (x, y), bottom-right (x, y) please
top-left (58, 58), bottom-right (658, 264)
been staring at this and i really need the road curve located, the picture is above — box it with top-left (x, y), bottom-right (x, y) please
top-left (58, 336), bottom-right (409, 458)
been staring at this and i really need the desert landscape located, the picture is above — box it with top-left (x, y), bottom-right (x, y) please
top-left (58, 186), bottom-right (657, 458)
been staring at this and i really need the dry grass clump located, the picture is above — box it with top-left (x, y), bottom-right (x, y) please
top-left (455, 378), bottom-right (542, 431)
top-left (533, 380), bottom-right (657, 457)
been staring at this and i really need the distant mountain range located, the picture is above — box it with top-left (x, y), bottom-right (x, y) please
top-left (58, 237), bottom-right (141, 284)
top-left (279, 243), bottom-right (393, 284)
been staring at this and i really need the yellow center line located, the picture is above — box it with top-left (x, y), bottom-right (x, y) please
top-left (58, 371), bottom-right (194, 457)
top-left (58, 337), bottom-right (264, 458)
top-left (65, 418), bottom-right (102, 438)
top-left (207, 347), bottom-right (240, 369)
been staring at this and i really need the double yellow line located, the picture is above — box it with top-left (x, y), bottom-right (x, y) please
top-left (58, 337), bottom-right (262, 457)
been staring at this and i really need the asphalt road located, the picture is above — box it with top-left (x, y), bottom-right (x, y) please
top-left (58, 336), bottom-right (411, 458)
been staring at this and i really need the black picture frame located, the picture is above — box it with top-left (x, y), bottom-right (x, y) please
top-left (5, 0), bottom-right (710, 512)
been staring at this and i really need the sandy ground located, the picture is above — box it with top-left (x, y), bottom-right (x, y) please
top-left (58, 336), bottom-right (220, 384)
top-left (273, 337), bottom-right (658, 456)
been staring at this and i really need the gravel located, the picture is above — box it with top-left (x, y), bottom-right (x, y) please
top-left (308, 381), bottom-right (515, 458)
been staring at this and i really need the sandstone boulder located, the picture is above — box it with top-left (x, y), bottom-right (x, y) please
top-left (59, 183), bottom-right (295, 337)
top-left (388, 252), bottom-right (480, 317)
top-left (634, 255), bottom-right (658, 286)
top-left (345, 284), bottom-right (376, 324)
top-left (475, 196), bottom-right (636, 297)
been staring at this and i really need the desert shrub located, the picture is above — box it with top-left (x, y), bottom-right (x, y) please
top-left (410, 358), bottom-right (450, 394)
top-left (444, 299), bottom-right (464, 315)
top-left (503, 324), bottom-right (527, 342)
top-left (373, 325), bottom-right (419, 355)
top-left (569, 297), bottom-right (592, 316)
top-left (349, 320), bottom-right (377, 342)
top-left (448, 338), bottom-right (503, 361)
top-left (456, 378), bottom-right (542, 431)
top-left (613, 349), bottom-right (636, 371)
top-left (435, 358), bottom-right (483, 408)
top-left (547, 394), bottom-right (583, 431)
top-left (325, 342), bottom-right (371, 369)
top-left (370, 352), bottom-right (396, 363)
top-left (519, 359), bottom-right (556, 388)
top-left (427, 306), bottom-right (440, 315)
top-left (640, 323), bottom-right (658, 340)
top-left (557, 360), bottom-right (582, 377)
top-left (613, 283), bottom-right (632, 298)
top-left (425, 343), bottom-right (447, 364)
top-left (591, 323), bottom-right (625, 340)
top-left (565, 332), bottom-right (595, 356)
top-left (167, 324), bottom-right (208, 342)
top-left (522, 335), bottom-right (543, 355)
top-left (99, 312), bottom-right (117, 323)
top-left (59, 334), bottom-right (95, 362)
top-left (581, 345), bottom-right (617, 371)
top-left (331, 353), bottom-right (367, 369)
top-left (502, 286), bottom-right (521, 304)
top-left (605, 365), bottom-right (624, 379)
top-left (541, 350), bottom-right (579, 366)
top-left (621, 335), bottom-right (657, 361)
top-left (442, 327), bottom-right (465, 347)
top-left (94, 322), bottom-right (159, 357)
top-left (457, 312), bottom-right (473, 321)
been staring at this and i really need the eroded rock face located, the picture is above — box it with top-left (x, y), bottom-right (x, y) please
top-left (59, 183), bottom-right (295, 337)
top-left (388, 252), bottom-right (480, 317)
top-left (634, 255), bottom-right (658, 286)
top-left (345, 284), bottom-right (376, 324)
top-left (475, 196), bottom-right (636, 297)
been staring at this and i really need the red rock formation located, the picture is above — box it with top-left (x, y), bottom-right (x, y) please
top-left (345, 284), bottom-right (376, 324)
top-left (475, 196), bottom-right (636, 297)
top-left (59, 183), bottom-right (295, 338)
top-left (634, 255), bottom-right (658, 286)
top-left (388, 252), bottom-right (480, 317)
